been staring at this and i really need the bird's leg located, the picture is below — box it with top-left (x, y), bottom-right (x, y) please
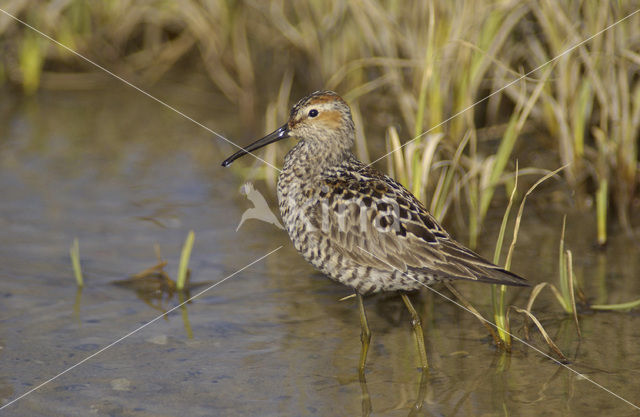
top-left (359, 371), bottom-right (372, 416)
top-left (357, 292), bottom-right (372, 376)
top-left (400, 293), bottom-right (428, 369)
top-left (410, 367), bottom-right (429, 416)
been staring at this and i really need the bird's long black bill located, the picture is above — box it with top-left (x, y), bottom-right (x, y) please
top-left (221, 124), bottom-right (290, 167)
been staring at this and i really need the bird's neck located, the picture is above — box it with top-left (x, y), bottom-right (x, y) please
top-left (282, 140), bottom-right (352, 179)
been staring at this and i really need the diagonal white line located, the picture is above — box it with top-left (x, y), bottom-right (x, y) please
top-left (356, 246), bottom-right (640, 412)
top-left (0, 7), bottom-right (282, 173)
top-left (0, 245), bottom-right (283, 411)
top-left (365, 8), bottom-right (640, 169)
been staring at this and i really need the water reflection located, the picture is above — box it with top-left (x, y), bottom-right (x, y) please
top-left (360, 369), bottom-right (432, 417)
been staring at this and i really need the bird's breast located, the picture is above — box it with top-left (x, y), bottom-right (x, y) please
top-left (277, 170), bottom-right (316, 241)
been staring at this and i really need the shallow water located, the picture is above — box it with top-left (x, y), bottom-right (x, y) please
top-left (1, 86), bottom-right (639, 416)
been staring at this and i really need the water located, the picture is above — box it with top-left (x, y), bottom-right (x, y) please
top-left (1, 86), bottom-right (639, 416)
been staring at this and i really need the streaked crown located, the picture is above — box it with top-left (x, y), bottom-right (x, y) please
top-left (286, 91), bottom-right (355, 153)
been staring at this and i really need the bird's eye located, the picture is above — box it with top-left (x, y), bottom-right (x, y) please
top-left (308, 109), bottom-right (319, 118)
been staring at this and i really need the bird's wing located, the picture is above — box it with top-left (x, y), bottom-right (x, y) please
top-left (307, 170), bottom-right (527, 286)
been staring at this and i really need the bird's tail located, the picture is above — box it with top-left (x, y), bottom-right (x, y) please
top-left (474, 266), bottom-right (530, 287)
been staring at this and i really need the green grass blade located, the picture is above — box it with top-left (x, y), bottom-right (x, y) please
top-left (491, 284), bottom-right (510, 348)
top-left (591, 298), bottom-right (640, 311)
top-left (493, 161), bottom-right (519, 265)
top-left (557, 216), bottom-right (571, 313)
top-left (596, 179), bottom-right (608, 246)
top-left (70, 238), bottom-right (84, 287)
top-left (565, 249), bottom-right (581, 336)
top-left (491, 162), bottom-right (519, 348)
top-left (176, 230), bottom-right (195, 291)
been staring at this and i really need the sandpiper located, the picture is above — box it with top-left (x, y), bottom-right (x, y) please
top-left (222, 91), bottom-right (528, 371)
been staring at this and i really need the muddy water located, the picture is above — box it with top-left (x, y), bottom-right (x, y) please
top-left (1, 86), bottom-right (639, 416)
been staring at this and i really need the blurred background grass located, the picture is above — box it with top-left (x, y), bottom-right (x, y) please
top-left (1, 0), bottom-right (638, 247)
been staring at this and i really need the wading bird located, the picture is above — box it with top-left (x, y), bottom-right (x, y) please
top-left (222, 91), bottom-right (528, 372)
